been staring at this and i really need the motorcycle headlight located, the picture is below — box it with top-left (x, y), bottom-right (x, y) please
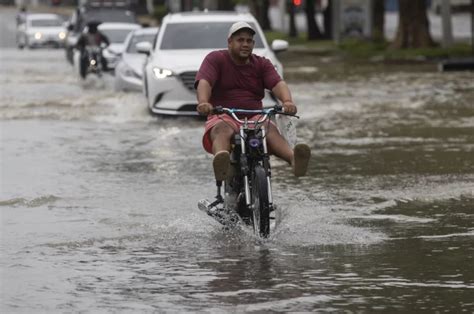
top-left (34, 32), bottom-right (42, 40)
top-left (152, 67), bottom-right (173, 79)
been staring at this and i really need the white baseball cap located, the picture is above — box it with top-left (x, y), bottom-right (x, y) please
top-left (227, 21), bottom-right (256, 39)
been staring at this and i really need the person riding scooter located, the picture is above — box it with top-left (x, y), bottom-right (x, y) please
top-left (76, 21), bottom-right (110, 78)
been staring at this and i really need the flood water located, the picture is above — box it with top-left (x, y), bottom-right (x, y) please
top-left (1, 11), bottom-right (474, 313)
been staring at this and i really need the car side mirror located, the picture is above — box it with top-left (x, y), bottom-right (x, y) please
top-left (136, 41), bottom-right (152, 55)
top-left (271, 39), bottom-right (289, 53)
top-left (67, 23), bottom-right (74, 31)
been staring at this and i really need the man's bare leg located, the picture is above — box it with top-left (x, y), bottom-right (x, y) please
top-left (265, 123), bottom-right (293, 163)
top-left (210, 121), bottom-right (235, 181)
top-left (210, 121), bottom-right (235, 154)
top-left (266, 123), bottom-right (311, 177)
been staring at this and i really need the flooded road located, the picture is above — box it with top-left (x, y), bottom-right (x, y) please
top-left (2, 12), bottom-right (474, 313)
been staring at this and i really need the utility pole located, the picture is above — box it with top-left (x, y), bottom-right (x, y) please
top-left (441, 0), bottom-right (453, 48)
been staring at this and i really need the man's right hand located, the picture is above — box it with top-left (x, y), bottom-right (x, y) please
top-left (197, 102), bottom-right (213, 115)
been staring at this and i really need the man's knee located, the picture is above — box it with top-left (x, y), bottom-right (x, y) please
top-left (210, 122), bottom-right (235, 140)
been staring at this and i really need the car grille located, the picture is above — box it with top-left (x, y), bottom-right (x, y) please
top-left (179, 71), bottom-right (197, 91)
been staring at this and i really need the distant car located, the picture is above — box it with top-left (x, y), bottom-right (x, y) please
top-left (139, 11), bottom-right (288, 116)
top-left (114, 27), bottom-right (159, 92)
top-left (98, 22), bottom-right (141, 71)
top-left (16, 13), bottom-right (66, 49)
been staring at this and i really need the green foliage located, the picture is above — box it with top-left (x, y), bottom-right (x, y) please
top-left (264, 30), bottom-right (332, 49)
top-left (339, 39), bottom-right (473, 60)
top-left (338, 39), bottom-right (389, 58)
top-left (264, 31), bottom-right (473, 61)
top-left (383, 43), bottom-right (474, 60)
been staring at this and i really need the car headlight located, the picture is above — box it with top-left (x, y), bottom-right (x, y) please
top-left (34, 32), bottom-right (42, 40)
top-left (152, 67), bottom-right (173, 79)
top-left (58, 32), bottom-right (66, 40)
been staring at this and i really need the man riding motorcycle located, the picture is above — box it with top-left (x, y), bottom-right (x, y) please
top-left (195, 21), bottom-right (311, 180)
top-left (76, 21), bottom-right (110, 78)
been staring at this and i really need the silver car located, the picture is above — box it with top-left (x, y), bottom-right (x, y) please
top-left (138, 12), bottom-right (288, 116)
top-left (114, 27), bottom-right (159, 92)
top-left (17, 13), bottom-right (66, 49)
top-left (98, 22), bottom-right (141, 70)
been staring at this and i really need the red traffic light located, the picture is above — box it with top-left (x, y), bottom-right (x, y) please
top-left (293, 0), bottom-right (302, 6)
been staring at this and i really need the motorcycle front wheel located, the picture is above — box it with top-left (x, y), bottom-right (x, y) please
top-left (251, 165), bottom-right (270, 238)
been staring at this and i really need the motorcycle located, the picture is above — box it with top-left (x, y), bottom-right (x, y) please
top-left (198, 105), bottom-right (298, 238)
top-left (80, 46), bottom-right (103, 79)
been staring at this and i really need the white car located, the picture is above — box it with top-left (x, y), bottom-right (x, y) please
top-left (138, 12), bottom-right (288, 116)
top-left (16, 13), bottom-right (66, 49)
top-left (114, 27), bottom-right (159, 92)
top-left (98, 22), bottom-right (141, 70)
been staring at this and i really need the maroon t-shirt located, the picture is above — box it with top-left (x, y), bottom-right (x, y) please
top-left (194, 50), bottom-right (281, 110)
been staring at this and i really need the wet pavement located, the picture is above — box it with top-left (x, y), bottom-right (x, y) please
top-left (1, 7), bottom-right (474, 313)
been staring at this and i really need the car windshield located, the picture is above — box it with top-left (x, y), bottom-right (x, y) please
top-left (126, 33), bottom-right (156, 53)
top-left (101, 28), bottom-right (136, 43)
top-left (31, 18), bottom-right (63, 27)
top-left (159, 22), bottom-right (264, 50)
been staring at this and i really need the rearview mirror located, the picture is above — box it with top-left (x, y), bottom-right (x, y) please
top-left (271, 39), bottom-right (289, 53)
top-left (136, 41), bottom-right (152, 55)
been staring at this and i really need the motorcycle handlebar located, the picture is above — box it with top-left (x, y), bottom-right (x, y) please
top-left (212, 104), bottom-right (298, 118)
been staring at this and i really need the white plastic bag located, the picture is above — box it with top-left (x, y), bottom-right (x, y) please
top-left (275, 114), bottom-right (297, 149)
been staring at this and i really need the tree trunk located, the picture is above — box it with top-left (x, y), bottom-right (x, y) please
top-left (323, 0), bottom-right (332, 39)
top-left (249, 0), bottom-right (272, 31)
top-left (372, 0), bottom-right (385, 42)
top-left (289, 2), bottom-right (298, 37)
top-left (261, 0), bottom-right (272, 31)
top-left (391, 0), bottom-right (436, 48)
top-left (306, 0), bottom-right (323, 40)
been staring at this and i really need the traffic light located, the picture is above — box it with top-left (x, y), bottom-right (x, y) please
top-left (293, 0), bottom-right (302, 6)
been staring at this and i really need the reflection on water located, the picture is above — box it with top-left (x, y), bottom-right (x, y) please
top-left (1, 47), bottom-right (473, 312)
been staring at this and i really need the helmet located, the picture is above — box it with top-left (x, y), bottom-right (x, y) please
top-left (86, 21), bottom-right (101, 33)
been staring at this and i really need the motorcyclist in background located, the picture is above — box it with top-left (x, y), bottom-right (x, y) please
top-left (76, 21), bottom-right (110, 78)
top-left (16, 6), bottom-right (27, 26)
